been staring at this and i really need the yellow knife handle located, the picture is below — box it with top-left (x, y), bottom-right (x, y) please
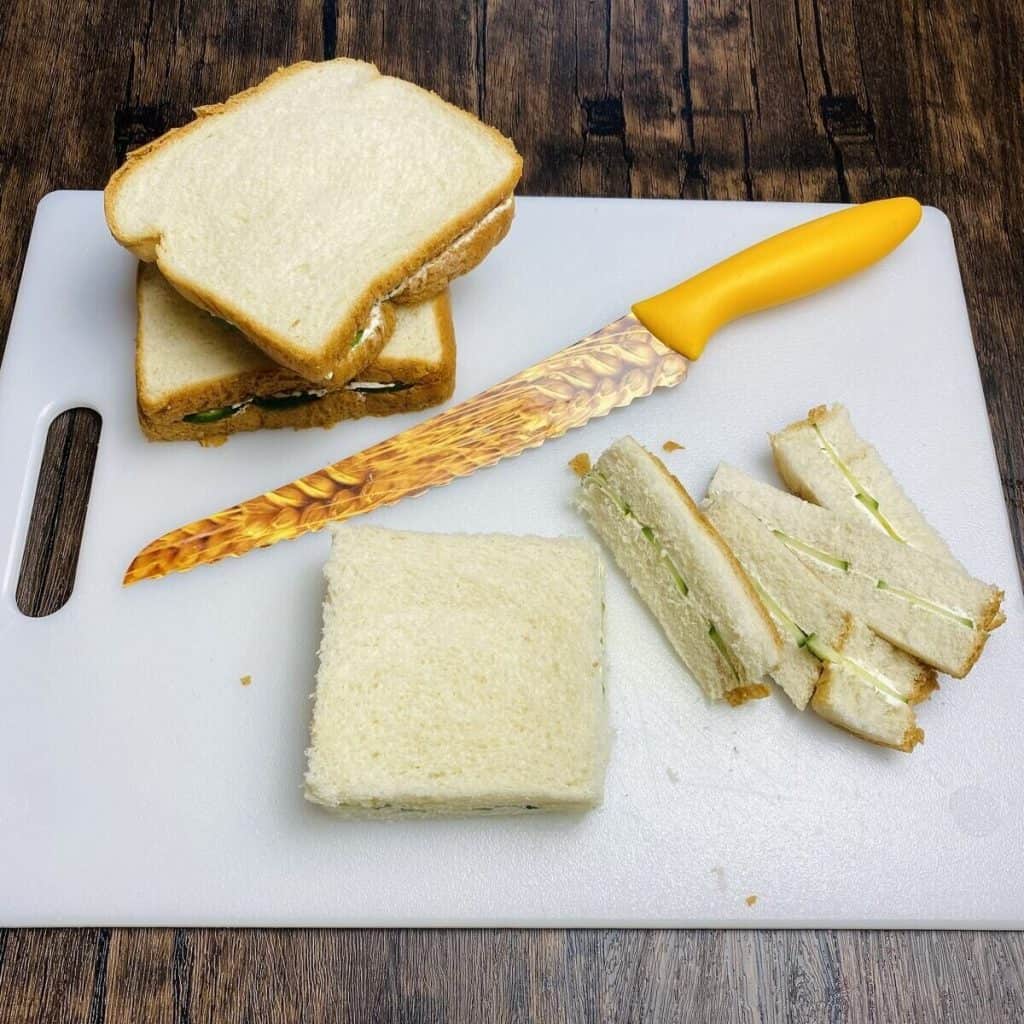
top-left (630, 197), bottom-right (923, 360)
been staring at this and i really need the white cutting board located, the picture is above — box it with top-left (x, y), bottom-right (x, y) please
top-left (1, 193), bottom-right (1021, 927)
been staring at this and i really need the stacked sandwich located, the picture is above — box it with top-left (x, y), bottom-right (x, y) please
top-left (577, 405), bottom-right (1005, 752)
top-left (103, 59), bottom-right (522, 443)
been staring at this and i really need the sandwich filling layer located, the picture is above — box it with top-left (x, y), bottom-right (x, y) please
top-left (387, 196), bottom-right (514, 302)
top-left (746, 575), bottom-right (907, 705)
top-left (181, 376), bottom-right (416, 424)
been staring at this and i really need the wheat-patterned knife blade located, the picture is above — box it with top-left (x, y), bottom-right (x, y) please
top-left (125, 316), bottom-right (687, 583)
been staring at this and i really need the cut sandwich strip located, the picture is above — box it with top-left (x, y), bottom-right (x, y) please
top-left (771, 404), bottom-right (959, 563)
top-left (136, 263), bottom-right (456, 442)
top-left (576, 437), bottom-right (781, 703)
top-left (105, 58), bottom-right (522, 382)
top-left (771, 403), bottom-right (1006, 631)
top-left (704, 494), bottom-right (934, 752)
top-left (707, 464), bottom-right (1004, 678)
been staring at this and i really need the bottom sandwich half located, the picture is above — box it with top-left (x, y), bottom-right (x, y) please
top-left (135, 264), bottom-right (456, 443)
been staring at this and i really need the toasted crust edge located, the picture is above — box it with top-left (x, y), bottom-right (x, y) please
top-left (724, 683), bottom-right (771, 706)
top-left (104, 57), bottom-right (522, 381)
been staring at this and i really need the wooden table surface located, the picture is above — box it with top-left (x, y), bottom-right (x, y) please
top-left (2, 1), bottom-right (1022, 1020)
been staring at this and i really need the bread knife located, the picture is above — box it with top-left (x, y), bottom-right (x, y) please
top-left (125, 197), bottom-right (922, 584)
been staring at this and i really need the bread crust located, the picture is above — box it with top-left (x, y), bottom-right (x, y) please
top-left (648, 452), bottom-right (783, 658)
top-left (104, 58), bottom-right (522, 382)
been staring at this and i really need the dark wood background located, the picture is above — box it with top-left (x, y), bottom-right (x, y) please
top-left (2, 0), bottom-right (1022, 1020)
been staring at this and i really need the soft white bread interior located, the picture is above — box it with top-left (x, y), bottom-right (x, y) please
top-left (703, 494), bottom-right (848, 710)
top-left (136, 264), bottom-right (456, 442)
top-left (704, 494), bottom-right (932, 752)
top-left (771, 404), bottom-right (960, 564)
top-left (707, 464), bottom-right (1003, 678)
top-left (576, 437), bottom-right (780, 704)
top-left (105, 58), bottom-right (522, 382)
top-left (304, 527), bottom-right (608, 817)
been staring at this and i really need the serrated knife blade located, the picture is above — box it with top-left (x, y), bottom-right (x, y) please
top-left (124, 315), bottom-right (686, 584)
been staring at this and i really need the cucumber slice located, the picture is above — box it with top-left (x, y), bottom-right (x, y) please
top-left (805, 633), bottom-right (907, 703)
top-left (183, 405), bottom-right (240, 424)
top-left (708, 624), bottom-right (741, 682)
top-left (876, 580), bottom-right (975, 628)
top-left (772, 530), bottom-right (850, 572)
top-left (750, 579), bottom-right (808, 644)
top-left (665, 555), bottom-right (689, 597)
top-left (814, 424), bottom-right (905, 542)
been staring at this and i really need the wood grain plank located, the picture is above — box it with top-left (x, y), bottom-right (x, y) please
top-left (118, 0), bottom-right (323, 162)
top-left (102, 929), bottom-right (175, 1024)
top-left (611, 0), bottom-right (689, 199)
top-left (21, 928), bottom-right (1017, 1023)
top-left (481, 1), bottom-right (583, 195)
top-left (0, 930), bottom-right (104, 1024)
top-left (336, 0), bottom-right (478, 111)
top-left (15, 408), bottom-right (101, 617)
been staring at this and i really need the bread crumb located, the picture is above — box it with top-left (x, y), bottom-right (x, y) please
top-left (666, 766), bottom-right (680, 784)
top-left (745, 894), bottom-right (758, 907)
top-left (240, 675), bottom-right (252, 687)
top-left (711, 867), bottom-right (726, 892)
top-left (724, 683), bottom-right (771, 706)
top-left (662, 440), bottom-right (684, 452)
top-left (199, 435), bottom-right (229, 448)
top-left (569, 453), bottom-right (591, 477)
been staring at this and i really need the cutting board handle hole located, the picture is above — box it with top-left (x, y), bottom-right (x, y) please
top-left (15, 408), bottom-right (102, 617)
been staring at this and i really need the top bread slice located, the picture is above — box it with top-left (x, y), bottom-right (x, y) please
top-left (105, 58), bottom-right (522, 382)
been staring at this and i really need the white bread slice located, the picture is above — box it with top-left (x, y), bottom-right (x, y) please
top-left (304, 527), bottom-right (607, 817)
top-left (135, 264), bottom-right (455, 442)
top-left (704, 494), bottom-right (932, 752)
top-left (105, 59), bottom-right (522, 382)
top-left (707, 465), bottom-right (1004, 677)
top-left (576, 437), bottom-right (780, 704)
top-left (771, 404), bottom-right (959, 564)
